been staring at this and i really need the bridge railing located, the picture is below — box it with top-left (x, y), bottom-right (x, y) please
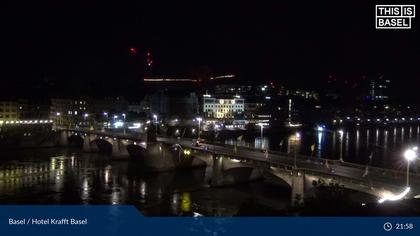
top-left (229, 155), bottom-right (406, 192)
top-left (160, 137), bottom-right (420, 185)
top-left (212, 141), bottom-right (342, 164)
top-left (299, 168), bottom-right (405, 193)
top-left (63, 129), bottom-right (147, 141)
top-left (340, 161), bottom-right (420, 184)
top-left (216, 153), bottom-right (391, 191)
top-left (206, 140), bottom-right (420, 182)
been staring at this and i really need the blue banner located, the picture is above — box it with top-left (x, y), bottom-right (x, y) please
top-left (0, 206), bottom-right (419, 236)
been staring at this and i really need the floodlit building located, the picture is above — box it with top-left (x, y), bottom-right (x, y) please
top-left (50, 98), bottom-right (90, 128)
top-left (369, 77), bottom-right (391, 101)
top-left (202, 95), bottom-right (244, 119)
top-left (0, 101), bottom-right (19, 121)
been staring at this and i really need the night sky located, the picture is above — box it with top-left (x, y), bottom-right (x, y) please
top-left (0, 1), bottom-right (418, 101)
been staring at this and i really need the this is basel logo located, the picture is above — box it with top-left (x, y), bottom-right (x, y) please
top-left (376, 5), bottom-right (415, 29)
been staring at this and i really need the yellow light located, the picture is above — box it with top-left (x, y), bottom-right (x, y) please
top-left (181, 192), bottom-right (191, 213)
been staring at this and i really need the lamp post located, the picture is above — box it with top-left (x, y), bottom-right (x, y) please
top-left (153, 114), bottom-right (158, 136)
top-left (196, 117), bottom-right (202, 139)
top-left (404, 147), bottom-right (417, 187)
top-left (122, 113), bottom-right (126, 134)
top-left (294, 132), bottom-right (301, 169)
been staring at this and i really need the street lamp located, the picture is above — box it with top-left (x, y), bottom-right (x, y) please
top-left (196, 117), bottom-right (202, 139)
top-left (153, 114), bottom-right (158, 136)
top-left (294, 132), bottom-right (301, 168)
top-left (121, 113), bottom-right (127, 134)
top-left (404, 147), bottom-right (417, 186)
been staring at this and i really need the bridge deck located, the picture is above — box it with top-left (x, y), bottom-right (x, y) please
top-left (159, 137), bottom-right (420, 196)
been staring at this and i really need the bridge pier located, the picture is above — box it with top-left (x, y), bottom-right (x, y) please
top-left (267, 167), bottom-right (306, 207)
top-left (211, 155), bottom-right (264, 187)
top-left (58, 130), bottom-right (69, 146)
top-left (111, 139), bottom-right (130, 158)
top-left (83, 134), bottom-right (99, 152)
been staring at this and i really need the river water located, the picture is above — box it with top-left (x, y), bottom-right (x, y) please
top-left (1, 124), bottom-right (420, 216)
top-left (0, 148), bottom-right (298, 216)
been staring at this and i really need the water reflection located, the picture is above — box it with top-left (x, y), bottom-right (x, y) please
top-left (254, 137), bottom-right (269, 150)
top-left (0, 149), bottom-right (297, 216)
top-left (401, 127), bottom-right (405, 143)
top-left (409, 126), bottom-right (412, 139)
top-left (316, 131), bottom-right (323, 159)
top-left (417, 126), bottom-right (420, 142)
top-left (345, 132), bottom-right (349, 160)
top-left (355, 130), bottom-right (360, 159)
top-left (339, 130), bottom-right (344, 162)
top-left (287, 132), bottom-right (301, 157)
top-left (393, 128), bottom-right (397, 149)
top-left (384, 130), bottom-right (388, 151)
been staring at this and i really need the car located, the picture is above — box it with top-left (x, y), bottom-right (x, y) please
top-left (192, 138), bottom-right (206, 147)
top-left (193, 140), bottom-right (203, 147)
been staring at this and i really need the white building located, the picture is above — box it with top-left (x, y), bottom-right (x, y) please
top-left (203, 95), bottom-right (244, 119)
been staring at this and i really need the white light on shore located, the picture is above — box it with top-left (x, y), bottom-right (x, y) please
top-left (378, 187), bottom-right (411, 204)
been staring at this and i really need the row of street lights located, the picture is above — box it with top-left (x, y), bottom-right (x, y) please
top-left (152, 115), bottom-right (203, 139)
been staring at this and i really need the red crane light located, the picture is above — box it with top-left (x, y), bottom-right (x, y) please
top-left (129, 47), bottom-right (137, 55)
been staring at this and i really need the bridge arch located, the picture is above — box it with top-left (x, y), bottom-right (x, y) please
top-left (67, 133), bottom-right (84, 146)
top-left (126, 143), bottom-right (147, 158)
top-left (90, 137), bottom-right (113, 154)
top-left (211, 155), bottom-right (264, 187)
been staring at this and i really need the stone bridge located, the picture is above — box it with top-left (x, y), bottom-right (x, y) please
top-left (57, 129), bottom-right (149, 158)
top-left (199, 154), bottom-right (415, 206)
top-left (159, 137), bottom-right (420, 206)
top-left (55, 133), bottom-right (419, 206)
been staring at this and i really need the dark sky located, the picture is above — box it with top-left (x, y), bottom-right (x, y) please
top-left (0, 0), bottom-right (418, 100)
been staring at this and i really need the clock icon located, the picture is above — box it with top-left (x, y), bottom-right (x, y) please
top-left (384, 222), bottom-right (393, 231)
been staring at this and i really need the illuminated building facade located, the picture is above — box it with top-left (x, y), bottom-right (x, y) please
top-left (50, 98), bottom-right (90, 128)
top-left (369, 78), bottom-right (390, 101)
top-left (0, 101), bottom-right (19, 121)
top-left (203, 95), bottom-right (244, 119)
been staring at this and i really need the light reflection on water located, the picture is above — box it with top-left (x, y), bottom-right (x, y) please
top-left (0, 149), bottom-right (294, 216)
